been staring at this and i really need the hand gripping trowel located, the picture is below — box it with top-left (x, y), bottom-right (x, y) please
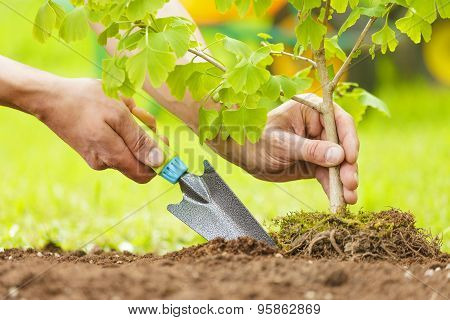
top-left (148, 132), bottom-right (276, 246)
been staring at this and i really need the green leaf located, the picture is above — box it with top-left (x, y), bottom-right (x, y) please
top-left (324, 36), bottom-right (347, 61)
top-left (118, 30), bottom-right (144, 51)
top-left (217, 33), bottom-right (253, 58)
top-left (250, 46), bottom-right (273, 66)
top-left (127, 0), bottom-right (168, 21)
top-left (198, 107), bottom-right (222, 143)
top-left (225, 59), bottom-right (270, 94)
top-left (126, 49), bottom-right (148, 88)
top-left (338, 8), bottom-right (361, 36)
top-left (331, 0), bottom-right (352, 13)
top-left (215, 0), bottom-right (234, 13)
top-left (102, 58), bottom-right (126, 98)
top-left (222, 107), bottom-right (267, 144)
top-left (334, 93), bottom-right (367, 124)
top-left (395, 12), bottom-right (432, 44)
top-left (288, 0), bottom-right (321, 12)
top-left (167, 63), bottom-right (222, 101)
top-left (357, 88), bottom-right (390, 116)
top-left (293, 67), bottom-right (313, 92)
top-left (257, 32), bottom-right (272, 40)
top-left (235, 0), bottom-right (251, 16)
top-left (186, 69), bottom-right (222, 101)
top-left (49, 1), bottom-right (66, 28)
top-left (295, 16), bottom-right (327, 50)
top-left (253, 0), bottom-right (272, 16)
top-left (153, 17), bottom-right (194, 57)
top-left (406, 0), bottom-right (436, 24)
top-left (334, 83), bottom-right (390, 124)
top-left (436, 0), bottom-right (450, 18)
top-left (372, 21), bottom-right (398, 54)
top-left (33, 1), bottom-right (57, 43)
top-left (358, 0), bottom-right (387, 17)
top-left (59, 7), bottom-right (89, 42)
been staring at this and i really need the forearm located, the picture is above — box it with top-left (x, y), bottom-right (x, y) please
top-left (0, 55), bottom-right (58, 118)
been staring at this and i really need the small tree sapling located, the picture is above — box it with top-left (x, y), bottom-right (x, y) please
top-left (33, 0), bottom-right (450, 213)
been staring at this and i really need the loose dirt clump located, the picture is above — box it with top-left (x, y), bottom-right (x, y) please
top-left (271, 209), bottom-right (445, 262)
top-left (164, 237), bottom-right (278, 261)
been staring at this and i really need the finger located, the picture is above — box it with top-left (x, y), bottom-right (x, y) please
top-left (132, 107), bottom-right (157, 132)
top-left (101, 126), bottom-right (155, 183)
top-left (315, 166), bottom-right (330, 199)
top-left (106, 106), bottom-right (165, 168)
top-left (344, 188), bottom-right (358, 204)
top-left (334, 105), bottom-right (359, 164)
top-left (340, 162), bottom-right (359, 191)
top-left (290, 133), bottom-right (345, 167)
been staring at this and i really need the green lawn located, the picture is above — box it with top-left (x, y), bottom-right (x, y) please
top-left (0, 0), bottom-right (448, 253)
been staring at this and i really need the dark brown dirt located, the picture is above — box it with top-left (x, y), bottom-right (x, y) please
top-left (1, 238), bottom-right (449, 299)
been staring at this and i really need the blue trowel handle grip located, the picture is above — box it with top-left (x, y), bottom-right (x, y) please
top-left (158, 156), bottom-right (188, 184)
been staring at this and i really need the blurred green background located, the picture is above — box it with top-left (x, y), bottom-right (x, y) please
top-left (0, 0), bottom-right (448, 253)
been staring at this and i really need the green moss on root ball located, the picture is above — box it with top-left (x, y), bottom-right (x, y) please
top-left (270, 209), bottom-right (445, 261)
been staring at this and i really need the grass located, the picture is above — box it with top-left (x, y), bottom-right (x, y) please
top-left (0, 0), bottom-right (448, 253)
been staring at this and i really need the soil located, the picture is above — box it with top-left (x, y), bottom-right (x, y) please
top-left (1, 238), bottom-right (449, 300)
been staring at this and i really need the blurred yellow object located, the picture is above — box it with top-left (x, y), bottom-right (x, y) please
top-left (180, 0), bottom-right (287, 25)
top-left (423, 21), bottom-right (450, 86)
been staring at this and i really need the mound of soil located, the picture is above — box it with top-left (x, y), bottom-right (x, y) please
top-left (0, 238), bottom-right (449, 299)
top-left (271, 209), bottom-right (444, 262)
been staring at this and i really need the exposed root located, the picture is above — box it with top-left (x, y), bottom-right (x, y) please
top-left (270, 209), bottom-right (445, 262)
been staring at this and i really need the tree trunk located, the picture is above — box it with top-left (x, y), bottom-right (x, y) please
top-left (314, 49), bottom-right (346, 213)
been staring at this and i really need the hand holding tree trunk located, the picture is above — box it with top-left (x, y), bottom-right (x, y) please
top-left (32, 0), bottom-right (449, 213)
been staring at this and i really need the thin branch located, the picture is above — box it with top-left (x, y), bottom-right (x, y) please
top-left (188, 48), bottom-right (322, 113)
top-left (331, 17), bottom-right (377, 89)
top-left (188, 48), bottom-right (226, 72)
top-left (291, 95), bottom-right (323, 113)
top-left (261, 42), bottom-right (317, 68)
top-left (322, 0), bottom-right (331, 25)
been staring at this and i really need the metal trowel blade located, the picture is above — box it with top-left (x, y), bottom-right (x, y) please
top-left (167, 160), bottom-right (276, 246)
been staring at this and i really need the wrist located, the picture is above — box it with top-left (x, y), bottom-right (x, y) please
top-left (15, 73), bottom-right (63, 120)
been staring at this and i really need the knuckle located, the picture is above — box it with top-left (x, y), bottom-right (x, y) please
top-left (305, 141), bottom-right (320, 160)
top-left (86, 154), bottom-right (106, 171)
top-left (131, 131), bottom-right (152, 154)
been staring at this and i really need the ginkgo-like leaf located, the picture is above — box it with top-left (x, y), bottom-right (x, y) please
top-left (395, 12), bottom-right (432, 44)
top-left (288, 0), bottom-right (321, 12)
top-left (33, 1), bottom-right (57, 43)
top-left (215, 0), bottom-right (234, 13)
top-left (372, 21), bottom-right (398, 54)
top-left (222, 107), bottom-right (267, 144)
top-left (59, 7), bottom-right (89, 42)
top-left (127, 0), bottom-right (168, 21)
top-left (254, 0), bottom-right (272, 16)
top-left (102, 58), bottom-right (126, 98)
top-left (324, 36), bottom-right (347, 61)
top-left (153, 18), bottom-right (194, 57)
top-left (126, 49), bottom-right (148, 88)
top-left (338, 8), bottom-right (361, 36)
top-left (198, 107), bottom-right (222, 144)
top-left (295, 16), bottom-right (327, 50)
top-left (225, 59), bottom-right (270, 94)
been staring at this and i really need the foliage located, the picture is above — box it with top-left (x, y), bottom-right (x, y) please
top-left (32, 0), bottom-right (449, 145)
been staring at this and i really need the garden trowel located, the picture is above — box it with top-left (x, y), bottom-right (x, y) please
top-left (148, 132), bottom-right (275, 246)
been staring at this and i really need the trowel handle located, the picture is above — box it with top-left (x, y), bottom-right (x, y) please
top-left (146, 130), bottom-right (188, 184)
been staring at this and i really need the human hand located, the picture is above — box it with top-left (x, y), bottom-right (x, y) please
top-left (216, 94), bottom-right (359, 204)
top-left (36, 78), bottom-right (164, 183)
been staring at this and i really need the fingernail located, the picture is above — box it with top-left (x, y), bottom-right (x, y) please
top-left (354, 172), bottom-right (359, 186)
top-left (325, 147), bottom-right (342, 164)
top-left (147, 148), bottom-right (164, 167)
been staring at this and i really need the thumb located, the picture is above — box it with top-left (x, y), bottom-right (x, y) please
top-left (293, 135), bottom-right (345, 167)
top-left (107, 109), bottom-right (165, 169)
